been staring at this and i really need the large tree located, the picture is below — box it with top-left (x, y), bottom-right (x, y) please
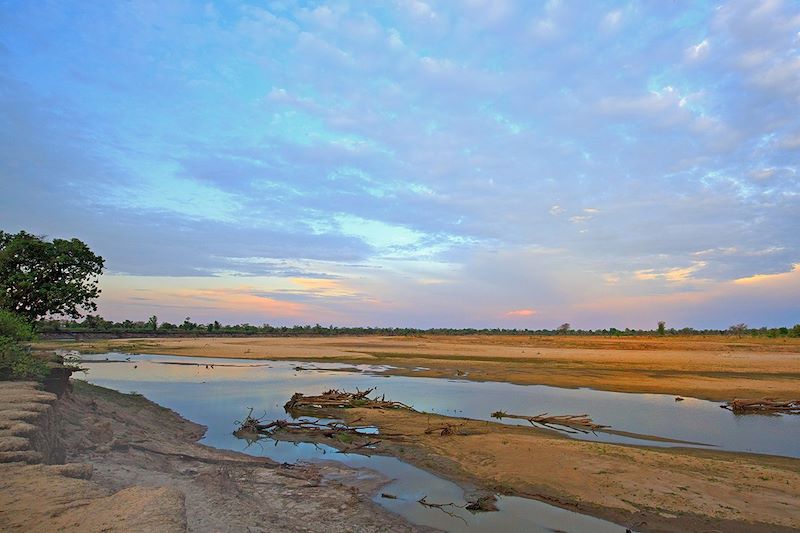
top-left (0, 231), bottom-right (105, 322)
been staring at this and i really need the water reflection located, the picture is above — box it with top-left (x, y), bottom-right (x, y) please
top-left (74, 352), bottom-right (800, 458)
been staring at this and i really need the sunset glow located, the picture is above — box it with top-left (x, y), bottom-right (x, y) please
top-left (1, 1), bottom-right (798, 328)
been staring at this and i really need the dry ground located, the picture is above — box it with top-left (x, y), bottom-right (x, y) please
top-left (44, 334), bottom-right (800, 400)
top-left (331, 407), bottom-right (800, 532)
top-left (0, 380), bottom-right (422, 532)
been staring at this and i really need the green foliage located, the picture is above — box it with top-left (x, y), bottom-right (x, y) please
top-left (0, 230), bottom-right (105, 322)
top-left (0, 309), bottom-right (35, 341)
top-left (657, 321), bottom-right (666, 335)
top-left (0, 336), bottom-right (48, 380)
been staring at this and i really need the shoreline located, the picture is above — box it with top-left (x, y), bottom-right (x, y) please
top-left (38, 334), bottom-right (800, 401)
top-left (22, 335), bottom-right (800, 531)
top-left (296, 406), bottom-right (800, 532)
top-left (0, 379), bottom-right (423, 532)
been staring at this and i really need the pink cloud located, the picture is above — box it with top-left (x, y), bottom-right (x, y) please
top-left (505, 309), bottom-right (536, 317)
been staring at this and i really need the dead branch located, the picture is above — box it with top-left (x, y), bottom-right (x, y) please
top-left (424, 423), bottom-right (464, 436)
top-left (284, 388), bottom-right (415, 412)
top-left (465, 494), bottom-right (499, 512)
top-left (417, 495), bottom-right (468, 523)
top-left (721, 399), bottom-right (800, 414)
top-left (491, 410), bottom-right (609, 434)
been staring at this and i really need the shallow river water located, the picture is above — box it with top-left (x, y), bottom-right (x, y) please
top-left (73, 352), bottom-right (800, 531)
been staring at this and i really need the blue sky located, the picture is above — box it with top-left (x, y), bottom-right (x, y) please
top-left (1, 0), bottom-right (798, 328)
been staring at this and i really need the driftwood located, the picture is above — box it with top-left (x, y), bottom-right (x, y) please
top-left (424, 423), bottom-right (464, 436)
top-left (491, 410), bottom-right (609, 434)
top-left (284, 388), bottom-right (414, 412)
top-left (721, 399), bottom-right (800, 414)
top-left (236, 409), bottom-right (379, 438)
top-left (234, 407), bottom-right (410, 454)
top-left (465, 494), bottom-right (499, 512)
top-left (417, 495), bottom-right (467, 523)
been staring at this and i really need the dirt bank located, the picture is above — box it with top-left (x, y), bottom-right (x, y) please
top-left (318, 407), bottom-right (799, 532)
top-left (43, 335), bottom-right (800, 400)
top-left (0, 380), bottom-right (424, 532)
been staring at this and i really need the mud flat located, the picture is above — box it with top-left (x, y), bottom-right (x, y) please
top-left (46, 334), bottom-right (800, 400)
top-left (0, 379), bottom-right (420, 532)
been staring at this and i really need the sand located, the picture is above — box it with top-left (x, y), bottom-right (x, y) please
top-left (47, 334), bottom-right (800, 400)
top-left (31, 334), bottom-right (800, 531)
top-left (334, 407), bottom-right (800, 532)
top-left (0, 380), bottom-right (421, 532)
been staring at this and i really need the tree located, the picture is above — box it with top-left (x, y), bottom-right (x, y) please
top-left (0, 309), bottom-right (34, 341)
top-left (557, 323), bottom-right (571, 334)
top-left (148, 315), bottom-right (158, 331)
top-left (728, 323), bottom-right (748, 335)
top-left (657, 321), bottom-right (666, 335)
top-left (0, 231), bottom-right (104, 323)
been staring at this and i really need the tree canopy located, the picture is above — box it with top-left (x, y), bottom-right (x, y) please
top-left (0, 231), bottom-right (104, 322)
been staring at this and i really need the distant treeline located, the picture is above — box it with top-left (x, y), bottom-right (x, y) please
top-left (34, 315), bottom-right (800, 338)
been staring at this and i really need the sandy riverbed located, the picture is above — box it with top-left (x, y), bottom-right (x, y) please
top-left (28, 334), bottom-right (800, 531)
top-left (326, 406), bottom-right (800, 532)
top-left (44, 334), bottom-right (800, 400)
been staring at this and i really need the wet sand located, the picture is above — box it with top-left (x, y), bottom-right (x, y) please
top-left (46, 334), bottom-right (800, 400)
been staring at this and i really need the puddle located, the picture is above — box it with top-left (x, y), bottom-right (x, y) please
top-left (72, 352), bottom-right (800, 531)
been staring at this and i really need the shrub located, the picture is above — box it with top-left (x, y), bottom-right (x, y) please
top-left (0, 336), bottom-right (48, 380)
top-left (0, 309), bottom-right (34, 341)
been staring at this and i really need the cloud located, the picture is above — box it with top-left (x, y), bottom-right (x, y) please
top-left (2, 0), bottom-right (798, 328)
top-left (685, 39), bottom-right (710, 61)
top-left (505, 309), bottom-right (536, 317)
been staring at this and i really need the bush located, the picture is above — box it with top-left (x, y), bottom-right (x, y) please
top-left (0, 309), bottom-right (34, 341)
top-left (0, 336), bottom-right (48, 380)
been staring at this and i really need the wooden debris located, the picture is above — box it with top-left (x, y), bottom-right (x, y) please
top-left (381, 493), bottom-right (398, 499)
top-left (491, 410), bottom-right (609, 434)
top-left (284, 388), bottom-right (414, 412)
top-left (721, 399), bottom-right (800, 414)
top-left (465, 494), bottom-right (499, 512)
top-left (674, 396), bottom-right (684, 402)
top-left (424, 423), bottom-right (464, 436)
top-left (417, 495), bottom-right (467, 523)
top-left (234, 406), bottom-right (409, 454)
top-left (235, 413), bottom-right (379, 440)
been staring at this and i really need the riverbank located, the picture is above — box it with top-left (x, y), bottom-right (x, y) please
top-left (316, 406), bottom-right (800, 532)
top-left (0, 379), bottom-right (421, 532)
top-left (39, 334), bottom-right (800, 400)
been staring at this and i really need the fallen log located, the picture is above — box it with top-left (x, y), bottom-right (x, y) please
top-left (235, 415), bottom-right (380, 439)
top-left (284, 388), bottom-right (414, 412)
top-left (721, 399), bottom-right (800, 414)
top-left (491, 410), bottom-right (609, 434)
top-left (234, 407), bottom-right (411, 455)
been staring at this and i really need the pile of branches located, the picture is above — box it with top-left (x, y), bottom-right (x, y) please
top-left (721, 399), bottom-right (800, 414)
top-left (491, 410), bottom-right (609, 434)
top-left (284, 388), bottom-right (414, 412)
top-left (234, 410), bottom-right (386, 451)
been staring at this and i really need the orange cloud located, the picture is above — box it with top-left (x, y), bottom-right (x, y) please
top-left (505, 309), bottom-right (536, 317)
top-left (733, 263), bottom-right (800, 286)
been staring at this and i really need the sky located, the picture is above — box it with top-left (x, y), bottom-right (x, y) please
top-left (1, 0), bottom-right (799, 329)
